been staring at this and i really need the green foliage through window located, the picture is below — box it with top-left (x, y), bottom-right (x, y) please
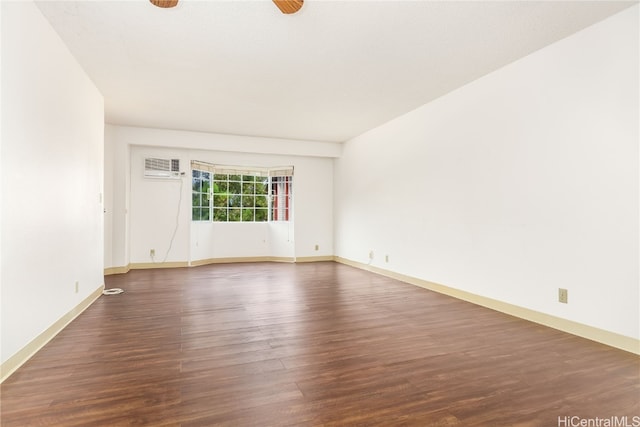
top-left (192, 170), bottom-right (211, 221)
top-left (192, 169), bottom-right (273, 222)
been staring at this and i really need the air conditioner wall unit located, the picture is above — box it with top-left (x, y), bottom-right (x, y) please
top-left (144, 158), bottom-right (181, 179)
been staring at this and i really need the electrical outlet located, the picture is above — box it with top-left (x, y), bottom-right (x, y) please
top-left (315, 244), bottom-right (319, 251)
top-left (150, 249), bottom-right (155, 258)
top-left (558, 288), bottom-right (568, 304)
top-left (75, 281), bottom-right (79, 293)
top-left (369, 250), bottom-right (374, 260)
top-left (385, 255), bottom-right (389, 263)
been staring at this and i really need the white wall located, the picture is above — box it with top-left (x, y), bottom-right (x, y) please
top-left (104, 125), bottom-right (130, 269)
top-left (104, 126), bottom-right (114, 268)
top-left (335, 6), bottom-right (639, 340)
top-left (129, 145), bottom-right (191, 264)
top-left (105, 125), bottom-right (335, 267)
top-left (1, 2), bottom-right (104, 364)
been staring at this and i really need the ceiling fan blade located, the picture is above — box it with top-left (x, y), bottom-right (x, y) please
top-left (272, 0), bottom-right (304, 14)
top-left (150, 0), bottom-right (179, 8)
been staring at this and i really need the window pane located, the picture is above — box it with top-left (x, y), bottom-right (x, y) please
top-left (228, 194), bottom-right (241, 207)
top-left (242, 208), bottom-right (254, 221)
top-left (214, 174), bottom-right (227, 181)
top-left (213, 195), bottom-right (228, 207)
top-left (242, 195), bottom-right (255, 207)
top-left (229, 174), bottom-right (241, 181)
top-left (242, 183), bottom-right (255, 194)
top-left (202, 193), bottom-right (210, 206)
top-left (202, 180), bottom-right (210, 194)
top-left (192, 193), bottom-right (201, 207)
top-left (228, 208), bottom-right (241, 221)
top-left (213, 208), bottom-right (228, 222)
top-left (242, 175), bottom-right (256, 183)
top-left (192, 207), bottom-right (201, 221)
top-left (202, 172), bottom-right (210, 180)
top-left (229, 181), bottom-right (241, 194)
top-left (192, 178), bottom-right (201, 192)
top-left (255, 182), bottom-right (267, 194)
top-left (255, 196), bottom-right (268, 208)
top-left (255, 209), bottom-right (268, 222)
top-left (213, 181), bottom-right (228, 193)
top-left (192, 170), bottom-right (201, 179)
top-left (201, 207), bottom-right (210, 221)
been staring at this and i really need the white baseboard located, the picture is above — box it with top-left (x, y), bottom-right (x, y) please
top-left (335, 256), bottom-right (640, 355)
top-left (129, 261), bottom-right (189, 270)
top-left (295, 256), bottom-right (334, 263)
top-left (104, 265), bottom-right (130, 275)
top-left (190, 256), bottom-right (296, 266)
top-left (0, 284), bottom-right (105, 383)
top-left (106, 256), bottom-right (332, 272)
top-left (107, 257), bottom-right (301, 272)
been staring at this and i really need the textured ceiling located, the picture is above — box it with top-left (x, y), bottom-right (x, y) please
top-left (36, 0), bottom-right (636, 143)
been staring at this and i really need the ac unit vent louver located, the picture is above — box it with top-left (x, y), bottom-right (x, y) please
top-left (144, 158), bottom-right (181, 179)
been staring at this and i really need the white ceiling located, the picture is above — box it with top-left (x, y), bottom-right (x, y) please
top-left (36, 0), bottom-right (636, 143)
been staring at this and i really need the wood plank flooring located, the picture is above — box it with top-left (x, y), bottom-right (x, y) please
top-left (1, 262), bottom-right (638, 426)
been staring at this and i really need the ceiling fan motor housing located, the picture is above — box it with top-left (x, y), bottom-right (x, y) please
top-left (150, 0), bottom-right (179, 9)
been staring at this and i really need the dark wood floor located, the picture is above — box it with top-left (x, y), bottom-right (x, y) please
top-left (1, 262), bottom-right (638, 426)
